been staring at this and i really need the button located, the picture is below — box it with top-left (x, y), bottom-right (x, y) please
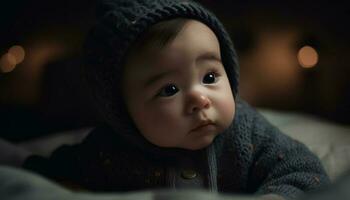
top-left (181, 169), bottom-right (197, 179)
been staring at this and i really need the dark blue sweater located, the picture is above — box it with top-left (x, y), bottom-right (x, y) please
top-left (23, 99), bottom-right (330, 200)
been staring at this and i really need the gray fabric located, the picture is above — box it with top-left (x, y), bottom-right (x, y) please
top-left (260, 109), bottom-right (350, 181)
top-left (299, 170), bottom-right (350, 200)
top-left (0, 139), bottom-right (31, 167)
top-left (0, 166), bottom-right (349, 200)
top-left (0, 166), bottom-right (258, 200)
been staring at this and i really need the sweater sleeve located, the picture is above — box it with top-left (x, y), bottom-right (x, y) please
top-left (22, 125), bottom-right (120, 190)
top-left (245, 107), bottom-right (331, 200)
top-left (21, 126), bottom-right (108, 187)
top-left (22, 143), bottom-right (84, 187)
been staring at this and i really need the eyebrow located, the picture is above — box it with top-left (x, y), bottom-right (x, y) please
top-left (196, 52), bottom-right (222, 63)
top-left (144, 69), bottom-right (177, 88)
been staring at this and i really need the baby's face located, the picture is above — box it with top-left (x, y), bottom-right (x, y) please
top-left (122, 20), bottom-right (235, 150)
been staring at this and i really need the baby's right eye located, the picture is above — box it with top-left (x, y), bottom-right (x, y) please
top-left (157, 84), bottom-right (179, 97)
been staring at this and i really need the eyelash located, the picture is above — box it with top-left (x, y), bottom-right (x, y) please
top-left (155, 69), bottom-right (221, 98)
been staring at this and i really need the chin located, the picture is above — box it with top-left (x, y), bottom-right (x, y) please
top-left (183, 135), bottom-right (216, 150)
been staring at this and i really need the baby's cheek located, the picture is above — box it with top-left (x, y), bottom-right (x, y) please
top-left (217, 90), bottom-right (235, 125)
top-left (143, 105), bottom-right (180, 131)
top-left (142, 108), bottom-right (184, 147)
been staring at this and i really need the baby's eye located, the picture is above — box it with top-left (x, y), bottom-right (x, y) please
top-left (202, 72), bottom-right (219, 84)
top-left (158, 84), bottom-right (179, 97)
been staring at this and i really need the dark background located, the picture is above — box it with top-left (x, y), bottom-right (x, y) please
top-left (1, 0), bottom-right (349, 141)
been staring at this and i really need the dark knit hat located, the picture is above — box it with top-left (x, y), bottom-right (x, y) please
top-left (83, 0), bottom-right (239, 155)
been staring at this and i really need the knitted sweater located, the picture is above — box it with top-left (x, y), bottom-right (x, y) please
top-left (23, 99), bottom-right (330, 200)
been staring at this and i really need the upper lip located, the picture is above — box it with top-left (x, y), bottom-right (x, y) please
top-left (191, 120), bottom-right (215, 132)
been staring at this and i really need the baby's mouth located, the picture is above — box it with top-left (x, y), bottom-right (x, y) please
top-left (190, 120), bottom-right (216, 133)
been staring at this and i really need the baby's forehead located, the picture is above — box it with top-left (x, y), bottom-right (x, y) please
top-left (152, 47), bottom-right (189, 69)
top-left (125, 20), bottom-right (221, 74)
top-left (129, 55), bottom-right (183, 83)
top-left (128, 43), bottom-right (187, 71)
top-left (130, 48), bottom-right (221, 79)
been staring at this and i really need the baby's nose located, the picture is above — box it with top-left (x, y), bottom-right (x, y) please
top-left (186, 92), bottom-right (211, 114)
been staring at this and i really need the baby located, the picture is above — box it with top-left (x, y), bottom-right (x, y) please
top-left (23, 0), bottom-right (330, 199)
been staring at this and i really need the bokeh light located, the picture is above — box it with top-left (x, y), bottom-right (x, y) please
top-left (0, 53), bottom-right (17, 73)
top-left (8, 45), bottom-right (26, 64)
top-left (297, 45), bottom-right (319, 68)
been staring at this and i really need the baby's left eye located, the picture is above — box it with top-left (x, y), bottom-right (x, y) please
top-left (202, 72), bottom-right (218, 84)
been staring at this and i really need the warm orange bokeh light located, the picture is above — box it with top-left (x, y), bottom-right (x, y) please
top-left (0, 53), bottom-right (17, 73)
top-left (297, 45), bottom-right (319, 68)
top-left (8, 45), bottom-right (26, 64)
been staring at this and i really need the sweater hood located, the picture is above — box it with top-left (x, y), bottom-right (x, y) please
top-left (83, 0), bottom-right (239, 157)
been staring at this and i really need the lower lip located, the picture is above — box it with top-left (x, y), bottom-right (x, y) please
top-left (191, 124), bottom-right (216, 133)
